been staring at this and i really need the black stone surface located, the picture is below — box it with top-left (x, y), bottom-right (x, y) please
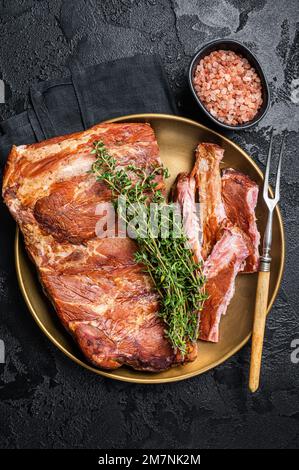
top-left (0, 0), bottom-right (298, 449)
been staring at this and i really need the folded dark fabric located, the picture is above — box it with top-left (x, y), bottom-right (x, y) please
top-left (29, 76), bottom-right (84, 139)
top-left (0, 54), bottom-right (177, 167)
top-left (71, 55), bottom-right (177, 129)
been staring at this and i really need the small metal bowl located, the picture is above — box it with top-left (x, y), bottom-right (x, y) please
top-left (188, 39), bottom-right (270, 131)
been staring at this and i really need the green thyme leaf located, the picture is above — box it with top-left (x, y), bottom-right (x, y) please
top-left (90, 140), bottom-right (207, 355)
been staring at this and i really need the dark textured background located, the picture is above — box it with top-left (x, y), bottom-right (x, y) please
top-left (0, 0), bottom-right (298, 449)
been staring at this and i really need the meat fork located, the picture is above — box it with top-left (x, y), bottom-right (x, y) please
top-left (249, 130), bottom-right (285, 393)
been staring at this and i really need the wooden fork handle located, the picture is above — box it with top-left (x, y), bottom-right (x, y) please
top-left (249, 270), bottom-right (271, 393)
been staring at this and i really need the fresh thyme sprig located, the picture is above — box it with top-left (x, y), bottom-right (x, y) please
top-left (90, 141), bottom-right (207, 355)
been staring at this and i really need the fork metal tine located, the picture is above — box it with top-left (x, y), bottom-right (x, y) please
top-left (263, 129), bottom-right (274, 202)
top-left (261, 129), bottom-right (285, 269)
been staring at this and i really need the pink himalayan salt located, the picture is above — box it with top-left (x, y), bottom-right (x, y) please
top-left (193, 49), bottom-right (263, 125)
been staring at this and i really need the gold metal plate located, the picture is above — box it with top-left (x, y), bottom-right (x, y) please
top-left (15, 114), bottom-right (285, 383)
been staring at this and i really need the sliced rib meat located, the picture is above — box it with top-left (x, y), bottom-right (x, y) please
top-left (222, 168), bottom-right (260, 273)
top-left (191, 143), bottom-right (226, 259)
top-left (199, 225), bottom-right (250, 342)
top-left (3, 122), bottom-right (197, 371)
top-left (172, 172), bottom-right (202, 263)
top-left (179, 144), bottom-right (257, 342)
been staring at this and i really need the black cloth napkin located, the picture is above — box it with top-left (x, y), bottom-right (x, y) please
top-left (0, 54), bottom-right (177, 167)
